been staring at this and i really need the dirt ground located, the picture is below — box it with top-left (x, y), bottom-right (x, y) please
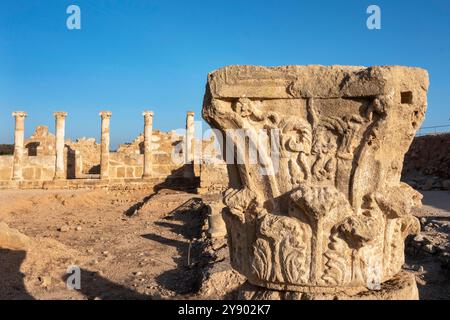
top-left (0, 188), bottom-right (449, 300)
top-left (406, 191), bottom-right (450, 300)
top-left (0, 186), bottom-right (210, 300)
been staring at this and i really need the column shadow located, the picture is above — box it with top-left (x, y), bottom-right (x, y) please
top-left (0, 248), bottom-right (34, 300)
top-left (140, 197), bottom-right (208, 295)
top-left (62, 269), bottom-right (150, 300)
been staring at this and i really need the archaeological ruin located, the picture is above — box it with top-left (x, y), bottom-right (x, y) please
top-left (0, 110), bottom-right (202, 189)
top-left (202, 65), bottom-right (429, 299)
top-left (1, 65), bottom-right (450, 301)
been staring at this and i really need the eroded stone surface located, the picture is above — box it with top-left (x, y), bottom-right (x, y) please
top-left (0, 221), bottom-right (30, 250)
top-left (202, 65), bottom-right (429, 297)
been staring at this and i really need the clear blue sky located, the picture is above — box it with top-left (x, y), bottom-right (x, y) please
top-left (1, 0), bottom-right (449, 148)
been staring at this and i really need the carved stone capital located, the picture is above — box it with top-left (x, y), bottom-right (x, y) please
top-left (202, 65), bottom-right (429, 297)
top-left (53, 111), bottom-right (68, 119)
top-left (99, 111), bottom-right (112, 119)
top-left (12, 111), bottom-right (28, 118)
top-left (143, 110), bottom-right (154, 118)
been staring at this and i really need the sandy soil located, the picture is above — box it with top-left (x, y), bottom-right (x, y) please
top-left (0, 187), bottom-right (209, 300)
top-left (413, 191), bottom-right (450, 217)
top-left (0, 188), bottom-right (449, 300)
top-left (406, 190), bottom-right (450, 300)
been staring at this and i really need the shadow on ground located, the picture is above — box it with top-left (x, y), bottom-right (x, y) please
top-left (420, 191), bottom-right (450, 215)
top-left (405, 252), bottom-right (450, 300)
top-left (0, 249), bottom-right (34, 300)
top-left (141, 197), bottom-right (208, 295)
top-left (124, 168), bottom-right (199, 217)
top-left (62, 269), bottom-right (150, 300)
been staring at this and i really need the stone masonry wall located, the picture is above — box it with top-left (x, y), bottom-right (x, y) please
top-left (402, 133), bottom-right (450, 190)
top-left (0, 125), bottom-right (191, 182)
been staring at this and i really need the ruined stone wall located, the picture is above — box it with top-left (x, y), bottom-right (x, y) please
top-left (66, 138), bottom-right (100, 175)
top-left (0, 156), bottom-right (13, 180)
top-left (197, 136), bottom-right (229, 194)
top-left (25, 125), bottom-right (56, 156)
top-left (0, 125), bottom-right (190, 182)
top-left (21, 155), bottom-right (56, 180)
top-left (109, 153), bottom-right (143, 179)
top-left (0, 155), bottom-right (56, 181)
top-left (402, 133), bottom-right (450, 190)
top-left (1, 126), bottom-right (71, 181)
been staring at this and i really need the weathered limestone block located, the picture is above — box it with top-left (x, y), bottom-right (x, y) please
top-left (0, 156), bottom-right (13, 180)
top-left (206, 200), bottom-right (227, 239)
top-left (66, 138), bottom-right (100, 175)
top-left (202, 65), bottom-right (429, 298)
top-left (0, 221), bottom-right (30, 250)
top-left (26, 125), bottom-right (55, 156)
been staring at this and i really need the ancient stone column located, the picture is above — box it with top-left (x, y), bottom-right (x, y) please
top-left (12, 111), bottom-right (27, 181)
top-left (99, 111), bottom-right (112, 180)
top-left (142, 111), bottom-right (154, 179)
top-left (202, 65), bottom-right (429, 300)
top-left (207, 200), bottom-right (227, 239)
top-left (184, 111), bottom-right (195, 178)
top-left (53, 112), bottom-right (68, 180)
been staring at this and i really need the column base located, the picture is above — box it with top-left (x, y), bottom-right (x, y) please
top-left (207, 201), bottom-right (227, 239)
top-left (238, 271), bottom-right (419, 300)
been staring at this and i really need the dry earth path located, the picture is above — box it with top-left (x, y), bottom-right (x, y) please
top-left (0, 187), bottom-right (207, 300)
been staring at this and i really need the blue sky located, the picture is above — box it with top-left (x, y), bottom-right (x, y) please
top-left (1, 0), bottom-right (449, 148)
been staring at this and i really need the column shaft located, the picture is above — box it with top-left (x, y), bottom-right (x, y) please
top-left (54, 112), bottom-right (68, 180)
top-left (142, 111), bottom-right (154, 179)
top-left (184, 111), bottom-right (195, 178)
top-left (12, 112), bottom-right (27, 181)
top-left (99, 111), bottom-right (112, 180)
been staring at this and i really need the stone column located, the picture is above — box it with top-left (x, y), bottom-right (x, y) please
top-left (53, 112), bottom-right (68, 180)
top-left (202, 65), bottom-right (430, 300)
top-left (207, 200), bottom-right (227, 239)
top-left (99, 111), bottom-right (112, 180)
top-left (12, 112), bottom-right (27, 181)
top-left (184, 111), bottom-right (195, 178)
top-left (142, 111), bottom-right (154, 179)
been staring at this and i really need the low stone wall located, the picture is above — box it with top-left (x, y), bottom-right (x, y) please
top-left (197, 159), bottom-right (228, 194)
top-left (109, 152), bottom-right (143, 179)
top-left (22, 155), bottom-right (56, 181)
top-left (402, 133), bottom-right (450, 190)
top-left (0, 125), bottom-right (194, 185)
top-left (0, 156), bottom-right (13, 180)
top-left (0, 155), bottom-right (56, 181)
top-left (0, 112), bottom-right (220, 190)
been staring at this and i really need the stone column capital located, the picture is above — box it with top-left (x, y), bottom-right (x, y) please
top-left (12, 111), bottom-right (28, 118)
top-left (187, 111), bottom-right (195, 117)
top-left (53, 111), bottom-right (68, 119)
top-left (99, 111), bottom-right (112, 119)
top-left (143, 110), bottom-right (154, 118)
top-left (202, 65), bottom-right (430, 298)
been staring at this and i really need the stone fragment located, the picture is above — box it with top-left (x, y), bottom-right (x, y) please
top-left (423, 244), bottom-right (436, 254)
top-left (0, 221), bottom-right (30, 250)
top-left (206, 200), bottom-right (227, 239)
top-left (58, 225), bottom-right (69, 232)
top-left (202, 65), bottom-right (429, 299)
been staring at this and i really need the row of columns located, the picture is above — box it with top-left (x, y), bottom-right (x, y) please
top-left (9, 110), bottom-right (195, 181)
